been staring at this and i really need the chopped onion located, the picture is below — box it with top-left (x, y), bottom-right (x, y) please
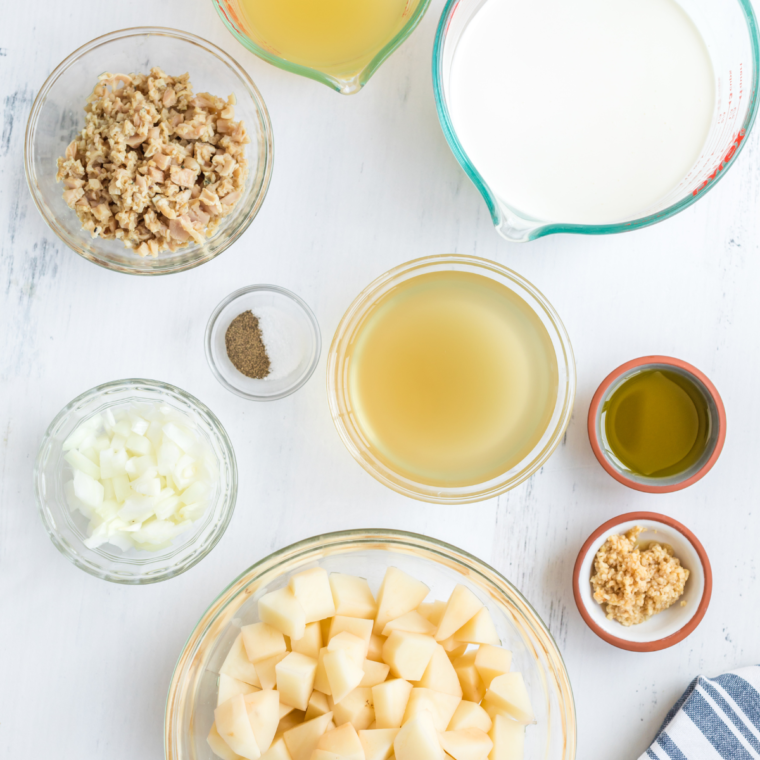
top-left (63, 402), bottom-right (218, 553)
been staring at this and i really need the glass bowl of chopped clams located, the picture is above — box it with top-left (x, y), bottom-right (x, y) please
top-left (25, 27), bottom-right (273, 275)
top-left (166, 530), bottom-right (576, 760)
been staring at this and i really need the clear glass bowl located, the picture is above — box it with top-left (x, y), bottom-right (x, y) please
top-left (164, 529), bottom-right (576, 760)
top-left (205, 285), bottom-right (322, 401)
top-left (326, 254), bottom-right (576, 504)
top-left (34, 379), bottom-right (238, 584)
top-left (24, 27), bottom-right (274, 275)
top-left (211, 0), bottom-right (431, 94)
top-left (433, 0), bottom-right (760, 242)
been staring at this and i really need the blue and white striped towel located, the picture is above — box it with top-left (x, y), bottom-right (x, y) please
top-left (641, 666), bottom-right (760, 759)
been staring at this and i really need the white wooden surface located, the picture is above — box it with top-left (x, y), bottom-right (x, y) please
top-left (2, 2), bottom-right (759, 758)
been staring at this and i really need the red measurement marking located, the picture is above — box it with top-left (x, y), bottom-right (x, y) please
top-left (692, 129), bottom-right (746, 196)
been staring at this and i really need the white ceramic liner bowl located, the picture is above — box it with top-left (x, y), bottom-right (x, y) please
top-left (205, 285), bottom-right (321, 401)
top-left (573, 512), bottom-right (712, 652)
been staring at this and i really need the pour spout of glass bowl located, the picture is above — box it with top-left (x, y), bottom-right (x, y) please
top-left (212, 0), bottom-right (432, 94)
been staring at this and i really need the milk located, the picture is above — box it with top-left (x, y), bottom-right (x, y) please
top-left (448, 0), bottom-right (716, 225)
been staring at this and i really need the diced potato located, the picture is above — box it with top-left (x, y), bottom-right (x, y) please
top-left (255, 652), bottom-right (289, 691)
top-left (359, 728), bottom-right (399, 760)
top-left (328, 631), bottom-right (369, 669)
top-left (305, 690), bottom-right (331, 721)
top-left (439, 637), bottom-right (468, 659)
top-left (324, 649), bottom-right (365, 703)
top-left (260, 588), bottom-right (307, 640)
top-left (484, 674), bottom-right (533, 725)
top-left (382, 611), bottom-right (436, 637)
top-left (314, 647), bottom-right (332, 695)
top-left (372, 678), bottom-right (413, 730)
top-left (242, 623), bottom-right (288, 664)
top-left (289, 567), bottom-right (336, 623)
top-left (474, 647), bottom-right (512, 690)
top-left (221, 633), bottom-right (262, 687)
top-left (276, 652), bottom-right (318, 711)
top-left (453, 608), bottom-right (500, 647)
top-left (277, 710), bottom-right (306, 739)
top-left (332, 686), bottom-right (375, 731)
top-left (208, 721), bottom-right (243, 760)
top-left (284, 711), bottom-right (334, 760)
top-left (291, 622), bottom-right (323, 661)
top-left (374, 567), bottom-right (430, 635)
top-left (403, 688), bottom-right (461, 732)
top-left (453, 652), bottom-right (485, 703)
top-left (329, 574), bottom-right (377, 620)
top-left (260, 736), bottom-right (292, 760)
top-left (436, 586), bottom-right (483, 642)
top-left (360, 659), bottom-right (390, 687)
top-left (488, 714), bottom-right (524, 760)
top-left (216, 568), bottom-right (531, 760)
top-left (317, 723), bottom-right (364, 759)
top-left (447, 701), bottom-right (492, 733)
top-left (382, 631), bottom-right (437, 681)
top-left (418, 601), bottom-right (447, 627)
top-left (439, 729), bottom-right (493, 760)
top-left (394, 714), bottom-right (444, 760)
top-left (329, 616), bottom-right (373, 653)
top-left (215, 694), bottom-right (261, 760)
top-left (367, 635), bottom-right (386, 663)
top-left (415, 645), bottom-right (463, 698)
top-left (218, 673), bottom-right (259, 706)
top-left (245, 690), bottom-right (280, 754)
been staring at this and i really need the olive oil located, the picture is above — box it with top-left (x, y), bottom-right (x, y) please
top-left (604, 369), bottom-right (710, 477)
top-left (346, 271), bottom-right (559, 487)
top-left (236, 0), bottom-right (415, 77)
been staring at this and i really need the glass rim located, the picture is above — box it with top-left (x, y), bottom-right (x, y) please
top-left (24, 26), bottom-right (274, 276)
top-left (34, 378), bottom-right (238, 584)
top-left (164, 528), bottom-right (577, 760)
top-left (432, 0), bottom-right (760, 241)
top-left (210, 0), bottom-right (432, 94)
top-left (326, 253), bottom-right (576, 504)
top-left (204, 284), bottom-right (322, 401)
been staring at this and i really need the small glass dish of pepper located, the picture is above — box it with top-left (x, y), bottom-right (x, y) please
top-left (205, 285), bottom-right (321, 401)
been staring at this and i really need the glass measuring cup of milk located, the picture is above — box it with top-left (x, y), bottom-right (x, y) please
top-left (212, 0), bottom-right (431, 94)
top-left (434, 0), bottom-right (759, 242)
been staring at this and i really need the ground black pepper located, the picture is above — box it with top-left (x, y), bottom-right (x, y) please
top-left (225, 310), bottom-right (271, 379)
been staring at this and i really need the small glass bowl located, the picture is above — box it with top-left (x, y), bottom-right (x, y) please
top-left (327, 254), bottom-right (576, 504)
top-left (24, 27), bottom-right (274, 275)
top-left (205, 285), bottom-right (321, 401)
top-left (164, 529), bottom-right (576, 760)
top-left (34, 379), bottom-right (238, 584)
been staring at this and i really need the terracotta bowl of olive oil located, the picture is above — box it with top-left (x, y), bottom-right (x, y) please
top-left (588, 356), bottom-right (726, 493)
top-left (327, 255), bottom-right (576, 504)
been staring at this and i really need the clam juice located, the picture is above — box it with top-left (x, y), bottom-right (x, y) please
top-left (236, 0), bottom-right (415, 77)
top-left (346, 271), bottom-right (559, 487)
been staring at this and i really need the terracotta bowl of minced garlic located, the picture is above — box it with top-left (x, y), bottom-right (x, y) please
top-left (572, 512), bottom-right (712, 652)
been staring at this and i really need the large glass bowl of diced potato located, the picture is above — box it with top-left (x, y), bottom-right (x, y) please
top-left (165, 530), bottom-right (576, 760)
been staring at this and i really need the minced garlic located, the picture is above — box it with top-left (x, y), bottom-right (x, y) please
top-left (590, 526), bottom-right (689, 626)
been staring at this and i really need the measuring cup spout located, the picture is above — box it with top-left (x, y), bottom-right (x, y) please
top-left (491, 198), bottom-right (551, 243)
